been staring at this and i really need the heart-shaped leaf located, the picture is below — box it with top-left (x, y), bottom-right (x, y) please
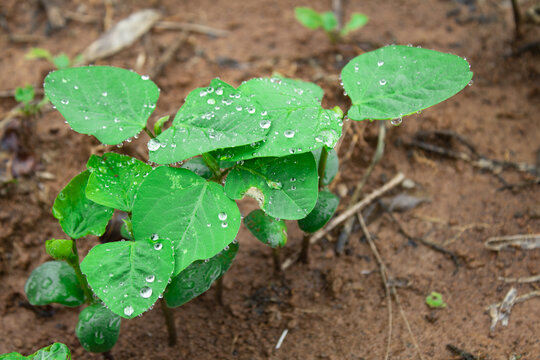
top-left (341, 45), bottom-right (473, 121)
top-left (313, 148), bottom-right (339, 185)
top-left (148, 79), bottom-right (271, 164)
top-left (294, 7), bottom-right (322, 29)
top-left (80, 238), bottom-right (174, 319)
top-left (224, 153), bottom-right (318, 220)
top-left (86, 153), bottom-right (152, 212)
top-left (131, 166), bottom-right (241, 276)
top-left (52, 170), bottom-right (114, 239)
top-left (244, 210), bottom-right (287, 248)
top-left (25, 261), bottom-right (85, 307)
top-left (44, 66), bottom-right (159, 145)
top-left (341, 13), bottom-right (369, 36)
top-left (164, 242), bottom-right (238, 308)
top-left (214, 77), bottom-right (343, 161)
top-left (76, 303), bottom-right (121, 353)
top-left (298, 191), bottom-right (340, 233)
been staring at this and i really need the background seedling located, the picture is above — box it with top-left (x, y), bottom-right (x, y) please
top-left (25, 44), bottom-right (471, 354)
top-left (0, 343), bottom-right (71, 359)
top-left (426, 291), bottom-right (447, 308)
top-left (295, 6), bottom-right (368, 43)
top-left (26, 47), bottom-right (81, 70)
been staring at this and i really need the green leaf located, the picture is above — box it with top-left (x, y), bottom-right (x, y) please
top-left (52, 170), bottom-right (113, 239)
top-left (86, 153), bottom-right (152, 212)
top-left (224, 153), bottom-right (318, 220)
top-left (45, 239), bottom-right (75, 261)
top-left (15, 85), bottom-right (35, 104)
top-left (340, 13), bottom-right (369, 36)
top-left (313, 148), bottom-right (339, 185)
top-left (298, 191), bottom-right (339, 233)
top-left (180, 157), bottom-right (213, 179)
top-left (153, 115), bottom-right (170, 136)
top-left (321, 11), bottom-right (338, 32)
top-left (131, 166), bottom-right (241, 276)
top-left (80, 238), bottom-right (174, 319)
top-left (25, 47), bottom-right (53, 61)
top-left (52, 54), bottom-right (71, 70)
top-left (214, 77), bottom-right (343, 161)
top-left (244, 210), bottom-right (287, 248)
top-left (44, 66), bottom-right (159, 145)
top-left (24, 261), bottom-right (85, 307)
top-left (76, 304), bottom-right (121, 353)
top-left (4, 343), bottom-right (73, 360)
top-left (426, 291), bottom-right (447, 308)
top-left (148, 79), bottom-right (270, 164)
top-left (341, 45), bottom-right (473, 121)
top-left (294, 7), bottom-right (322, 29)
top-left (164, 242), bottom-right (238, 308)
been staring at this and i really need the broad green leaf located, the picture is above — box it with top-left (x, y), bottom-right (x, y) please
top-left (44, 66), bottom-right (159, 145)
top-left (15, 85), bottom-right (35, 104)
top-left (214, 77), bottom-right (343, 161)
top-left (180, 157), bottom-right (213, 179)
top-left (131, 166), bottom-right (241, 276)
top-left (52, 54), bottom-right (70, 70)
top-left (52, 170), bottom-right (113, 239)
top-left (81, 238), bottom-right (174, 319)
top-left (25, 261), bottom-right (85, 307)
top-left (341, 45), bottom-right (473, 121)
top-left (313, 148), bottom-right (339, 185)
top-left (341, 13), bottom-right (369, 36)
top-left (294, 7), bottom-right (322, 29)
top-left (244, 210), bottom-right (287, 248)
top-left (148, 79), bottom-right (270, 164)
top-left (321, 11), bottom-right (338, 32)
top-left (45, 239), bottom-right (75, 261)
top-left (298, 191), bottom-right (339, 233)
top-left (86, 153), bottom-right (152, 212)
top-left (76, 304), bottom-right (121, 353)
top-left (224, 153), bottom-right (318, 220)
top-left (1, 343), bottom-right (72, 360)
top-left (164, 242), bottom-right (238, 308)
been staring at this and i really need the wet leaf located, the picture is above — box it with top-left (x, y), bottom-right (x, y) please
top-left (52, 170), bottom-right (114, 239)
top-left (298, 191), bottom-right (339, 233)
top-left (224, 153), bottom-right (318, 220)
top-left (164, 242), bottom-right (238, 308)
top-left (341, 45), bottom-right (473, 121)
top-left (44, 66), bottom-right (159, 145)
top-left (244, 210), bottom-right (287, 248)
top-left (214, 77), bottom-right (342, 161)
top-left (340, 13), bottom-right (369, 36)
top-left (25, 261), bottom-right (85, 307)
top-left (180, 157), bottom-right (213, 179)
top-left (131, 166), bottom-right (241, 277)
top-left (313, 148), bottom-right (339, 185)
top-left (149, 79), bottom-right (270, 164)
top-left (86, 153), bottom-right (152, 212)
top-left (76, 303), bottom-right (121, 353)
top-left (1, 343), bottom-right (72, 360)
top-left (80, 238), bottom-right (174, 319)
top-left (45, 239), bottom-right (75, 261)
top-left (294, 7), bottom-right (322, 29)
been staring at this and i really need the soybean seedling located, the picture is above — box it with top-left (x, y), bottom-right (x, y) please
top-left (295, 6), bottom-right (368, 43)
top-left (25, 48), bottom-right (81, 70)
top-left (27, 44), bottom-right (471, 354)
top-left (0, 342), bottom-right (71, 359)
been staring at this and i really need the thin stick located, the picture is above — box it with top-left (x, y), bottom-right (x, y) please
top-left (499, 273), bottom-right (540, 283)
top-left (154, 21), bottom-right (229, 37)
top-left (510, 0), bottom-right (522, 38)
top-left (160, 298), bottom-right (177, 346)
top-left (281, 172), bottom-right (404, 270)
top-left (358, 215), bottom-right (425, 360)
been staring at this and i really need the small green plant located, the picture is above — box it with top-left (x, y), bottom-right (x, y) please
top-left (14, 85), bottom-right (48, 116)
top-left (0, 342), bottom-right (71, 359)
top-left (27, 45), bottom-right (471, 353)
top-left (426, 291), bottom-right (447, 308)
top-left (295, 6), bottom-right (369, 42)
top-left (25, 48), bottom-right (81, 70)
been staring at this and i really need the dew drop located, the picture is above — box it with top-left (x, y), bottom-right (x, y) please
top-left (391, 117), bottom-right (402, 126)
top-left (154, 243), bottom-right (163, 251)
top-left (377, 61), bottom-right (384, 67)
top-left (140, 287), bottom-right (152, 298)
top-left (74, 85), bottom-right (79, 90)
top-left (207, 98), bottom-right (216, 105)
top-left (150, 233), bottom-right (159, 241)
top-left (218, 212), bottom-right (228, 221)
top-left (221, 222), bottom-right (228, 228)
top-left (215, 87), bottom-right (224, 95)
top-left (146, 275), bottom-right (155, 283)
top-left (102, 92), bottom-right (108, 97)
top-left (141, 75), bottom-right (150, 80)
top-left (259, 120), bottom-right (271, 129)
top-left (235, 105), bottom-right (243, 111)
top-left (284, 130), bottom-right (295, 138)
top-left (147, 139), bottom-right (160, 151)
top-left (124, 306), bottom-right (134, 316)
top-left (61, 99), bottom-right (69, 105)
top-left (379, 79), bottom-right (387, 86)
top-left (290, 177), bottom-right (296, 182)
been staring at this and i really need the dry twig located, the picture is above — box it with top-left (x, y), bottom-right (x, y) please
top-left (154, 21), bottom-right (229, 37)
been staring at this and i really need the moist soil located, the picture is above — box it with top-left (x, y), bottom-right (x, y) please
top-left (1, 0), bottom-right (539, 359)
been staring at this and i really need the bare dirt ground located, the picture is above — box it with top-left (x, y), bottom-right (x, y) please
top-left (1, 0), bottom-right (539, 359)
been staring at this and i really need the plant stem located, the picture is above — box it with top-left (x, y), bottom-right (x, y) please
top-left (318, 146), bottom-right (329, 190)
top-left (299, 233), bottom-right (311, 264)
top-left (68, 241), bottom-right (94, 304)
top-left (272, 248), bottom-right (281, 275)
top-left (159, 298), bottom-right (177, 346)
top-left (143, 126), bottom-right (156, 139)
top-left (202, 152), bottom-right (222, 178)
